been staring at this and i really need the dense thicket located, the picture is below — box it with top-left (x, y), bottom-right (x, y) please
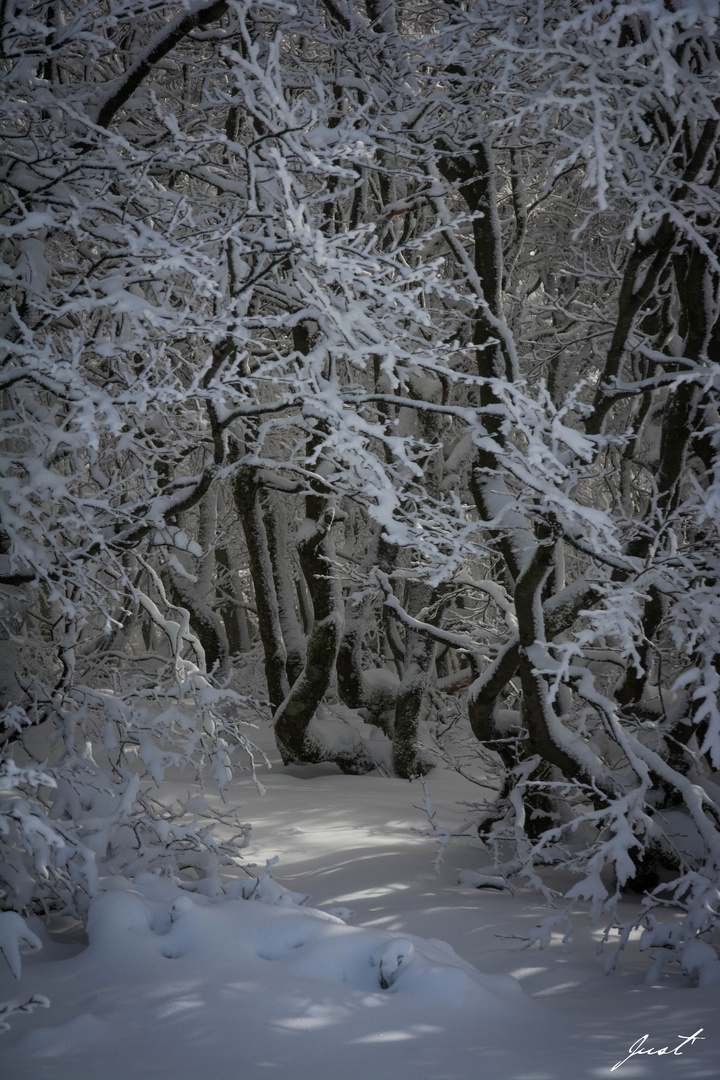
top-left (1, 0), bottom-right (719, 981)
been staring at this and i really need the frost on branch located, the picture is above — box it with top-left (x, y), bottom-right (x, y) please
top-left (0, 995), bottom-right (50, 1034)
top-left (0, 912), bottom-right (42, 980)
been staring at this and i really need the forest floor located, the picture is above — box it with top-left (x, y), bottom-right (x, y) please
top-left (1, 712), bottom-right (718, 1080)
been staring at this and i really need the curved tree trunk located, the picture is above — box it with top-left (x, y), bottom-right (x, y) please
top-left (274, 503), bottom-right (344, 762)
top-left (162, 492), bottom-right (230, 680)
top-left (336, 534), bottom-right (399, 735)
top-left (231, 460), bottom-right (289, 712)
top-left (164, 567), bottom-right (230, 679)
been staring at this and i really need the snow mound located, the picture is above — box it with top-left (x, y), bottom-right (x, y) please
top-left (0, 878), bottom-right (534, 1080)
top-left (79, 880), bottom-right (520, 1001)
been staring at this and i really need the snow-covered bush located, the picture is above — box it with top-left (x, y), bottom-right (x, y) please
top-left (0, 692), bottom-right (257, 922)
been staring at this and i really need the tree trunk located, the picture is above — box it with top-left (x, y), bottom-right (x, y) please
top-left (392, 580), bottom-right (437, 778)
top-left (231, 461), bottom-right (289, 712)
top-left (274, 504), bottom-right (344, 762)
top-left (262, 491), bottom-right (306, 687)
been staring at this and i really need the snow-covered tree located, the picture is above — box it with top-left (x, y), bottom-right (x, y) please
top-left (1, 0), bottom-right (719, 980)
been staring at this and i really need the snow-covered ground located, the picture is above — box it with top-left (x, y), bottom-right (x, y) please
top-left (1, 717), bottom-right (717, 1080)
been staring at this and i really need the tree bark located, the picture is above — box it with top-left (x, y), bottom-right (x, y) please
top-left (231, 461), bottom-right (289, 712)
top-left (274, 504), bottom-right (344, 762)
top-left (392, 580), bottom-right (438, 778)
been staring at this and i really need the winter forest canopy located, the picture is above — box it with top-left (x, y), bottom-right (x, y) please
top-left (2, 0), bottom-right (720, 1024)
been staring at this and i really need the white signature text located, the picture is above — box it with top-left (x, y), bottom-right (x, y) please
top-left (612, 1030), bottom-right (704, 1072)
